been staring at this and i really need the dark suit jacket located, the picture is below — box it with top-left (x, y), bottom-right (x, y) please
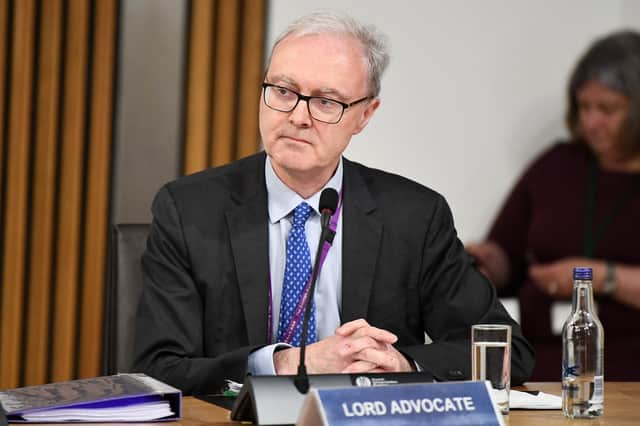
top-left (134, 152), bottom-right (534, 395)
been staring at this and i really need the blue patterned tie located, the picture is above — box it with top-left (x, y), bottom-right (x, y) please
top-left (277, 202), bottom-right (316, 346)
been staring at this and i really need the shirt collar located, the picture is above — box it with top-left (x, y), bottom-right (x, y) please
top-left (265, 156), bottom-right (343, 224)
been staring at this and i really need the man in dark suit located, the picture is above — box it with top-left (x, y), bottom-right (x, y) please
top-left (134, 10), bottom-right (534, 396)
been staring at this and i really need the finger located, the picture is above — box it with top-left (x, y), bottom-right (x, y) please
top-left (305, 336), bottom-right (354, 374)
top-left (341, 360), bottom-right (379, 374)
top-left (528, 265), bottom-right (552, 285)
top-left (466, 244), bottom-right (487, 262)
top-left (350, 347), bottom-right (403, 372)
top-left (339, 335), bottom-right (386, 357)
top-left (528, 264), bottom-right (543, 278)
top-left (335, 319), bottom-right (370, 336)
top-left (530, 276), bottom-right (553, 294)
top-left (336, 320), bottom-right (398, 344)
top-left (350, 325), bottom-right (398, 344)
top-left (465, 243), bottom-right (479, 255)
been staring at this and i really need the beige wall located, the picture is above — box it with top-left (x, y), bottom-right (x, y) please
top-left (268, 0), bottom-right (640, 241)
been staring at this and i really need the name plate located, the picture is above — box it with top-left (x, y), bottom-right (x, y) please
top-left (298, 381), bottom-right (504, 426)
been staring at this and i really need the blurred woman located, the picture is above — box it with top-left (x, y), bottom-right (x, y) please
top-left (467, 30), bottom-right (640, 380)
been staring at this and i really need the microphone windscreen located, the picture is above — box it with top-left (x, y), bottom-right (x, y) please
top-left (319, 188), bottom-right (339, 214)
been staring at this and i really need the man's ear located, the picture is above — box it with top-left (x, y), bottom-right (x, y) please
top-left (352, 98), bottom-right (381, 135)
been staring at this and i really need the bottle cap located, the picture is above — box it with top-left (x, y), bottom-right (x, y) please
top-left (573, 267), bottom-right (593, 280)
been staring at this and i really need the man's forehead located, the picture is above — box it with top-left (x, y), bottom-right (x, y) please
top-left (265, 73), bottom-right (347, 98)
top-left (269, 33), bottom-right (365, 63)
top-left (266, 34), bottom-right (369, 96)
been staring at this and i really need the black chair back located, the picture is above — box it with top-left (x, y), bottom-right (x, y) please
top-left (104, 223), bottom-right (150, 374)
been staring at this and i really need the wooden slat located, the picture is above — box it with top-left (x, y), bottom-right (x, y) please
top-left (183, 0), bottom-right (215, 174)
top-left (78, 0), bottom-right (118, 378)
top-left (0, 0), bottom-right (36, 390)
top-left (24, 0), bottom-right (64, 386)
top-left (51, 0), bottom-right (90, 382)
top-left (236, 0), bottom-right (265, 158)
top-left (210, 0), bottom-right (240, 166)
top-left (0, 0), bottom-right (8, 194)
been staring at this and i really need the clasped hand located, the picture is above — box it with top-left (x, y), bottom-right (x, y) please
top-left (274, 319), bottom-right (414, 375)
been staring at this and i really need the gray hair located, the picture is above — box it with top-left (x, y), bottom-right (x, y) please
top-left (266, 10), bottom-right (390, 97)
top-left (567, 30), bottom-right (640, 156)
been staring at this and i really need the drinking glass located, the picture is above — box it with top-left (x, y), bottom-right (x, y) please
top-left (471, 324), bottom-right (511, 415)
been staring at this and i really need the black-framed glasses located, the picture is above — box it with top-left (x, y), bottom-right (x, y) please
top-left (261, 82), bottom-right (371, 124)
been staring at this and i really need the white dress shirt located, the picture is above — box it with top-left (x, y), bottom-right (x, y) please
top-left (247, 156), bottom-right (343, 374)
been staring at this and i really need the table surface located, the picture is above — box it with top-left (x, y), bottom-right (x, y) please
top-left (22, 382), bottom-right (640, 425)
top-left (177, 382), bottom-right (639, 425)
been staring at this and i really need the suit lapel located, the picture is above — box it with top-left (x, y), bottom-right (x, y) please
top-left (341, 159), bottom-right (383, 323)
top-left (225, 153), bottom-right (270, 346)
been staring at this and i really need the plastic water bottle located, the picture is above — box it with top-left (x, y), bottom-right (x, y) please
top-left (562, 267), bottom-right (604, 418)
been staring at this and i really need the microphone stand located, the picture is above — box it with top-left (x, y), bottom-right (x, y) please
top-left (294, 211), bottom-right (333, 393)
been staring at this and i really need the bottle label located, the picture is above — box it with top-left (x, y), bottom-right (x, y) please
top-left (562, 361), bottom-right (579, 379)
top-left (592, 375), bottom-right (604, 402)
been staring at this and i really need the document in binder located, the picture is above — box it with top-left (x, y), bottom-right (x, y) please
top-left (0, 374), bottom-right (181, 423)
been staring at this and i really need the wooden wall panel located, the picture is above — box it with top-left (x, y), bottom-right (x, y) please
top-left (51, 0), bottom-right (91, 383)
top-left (183, 0), bottom-right (266, 174)
top-left (0, 0), bottom-right (37, 390)
top-left (237, 0), bottom-right (266, 158)
top-left (183, 0), bottom-right (215, 174)
top-left (0, 0), bottom-right (8, 195)
top-left (210, 0), bottom-right (240, 166)
top-left (78, 0), bottom-right (118, 378)
top-left (24, 0), bottom-right (64, 386)
top-left (0, 0), bottom-right (264, 390)
top-left (0, 0), bottom-right (118, 389)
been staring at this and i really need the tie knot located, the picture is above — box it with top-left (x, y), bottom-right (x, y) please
top-left (292, 202), bottom-right (313, 228)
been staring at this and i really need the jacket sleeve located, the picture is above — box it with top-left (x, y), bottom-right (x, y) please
top-left (399, 194), bottom-right (535, 385)
top-left (133, 186), bottom-right (258, 395)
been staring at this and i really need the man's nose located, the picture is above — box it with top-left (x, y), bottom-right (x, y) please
top-left (288, 99), bottom-right (312, 127)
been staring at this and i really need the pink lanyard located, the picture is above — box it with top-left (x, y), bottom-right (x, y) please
top-left (267, 191), bottom-right (343, 344)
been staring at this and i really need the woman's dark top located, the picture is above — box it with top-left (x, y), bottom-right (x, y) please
top-left (488, 141), bottom-right (640, 380)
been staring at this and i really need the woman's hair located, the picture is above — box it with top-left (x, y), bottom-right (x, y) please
top-left (566, 30), bottom-right (640, 156)
top-left (266, 10), bottom-right (390, 97)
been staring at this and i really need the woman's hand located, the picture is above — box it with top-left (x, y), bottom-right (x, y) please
top-left (528, 257), bottom-right (606, 298)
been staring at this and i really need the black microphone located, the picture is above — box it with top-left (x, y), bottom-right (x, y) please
top-left (294, 188), bottom-right (339, 393)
